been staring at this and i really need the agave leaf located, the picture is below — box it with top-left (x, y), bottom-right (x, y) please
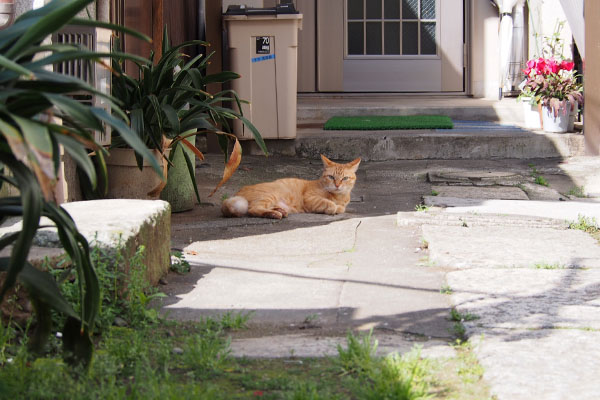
top-left (0, 54), bottom-right (34, 79)
top-left (0, 118), bottom-right (28, 162)
top-left (91, 107), bottom-right (164, 180)
top-left (209, 137), bottom-right (242, 197)
top-left (6, 0), bottom-right (94, 60)
top-left (62, 316), bottom-right (93, 368)
top-left (203, 71), bottom-right (241, 85)
top-left (0, 157), bottom-right (42, 305)
top-left (162, 103), bottom-right (180, 134)
top-left (182, 146), bottom-right (201, 204)
top-left (44, 93), bottom-right (104, 132)
top-left (179, 137), bottom-right (205, 161)
top-left (0, 259), bottom-right (78, 320)
top-left (70, 17), bottom-right (152, 42)
top-left (238, 114), bottom-right (268, 156)
top-left (12, 116), bottom-right (56, 199)
top-left (54, 133), bottom-right (97, 189)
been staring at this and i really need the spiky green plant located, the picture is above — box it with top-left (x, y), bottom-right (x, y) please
top-left (0, 0), bottom-right (161, 366)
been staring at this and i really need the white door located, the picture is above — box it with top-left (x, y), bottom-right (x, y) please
top-left (317, 0), bottom-right (464, 92)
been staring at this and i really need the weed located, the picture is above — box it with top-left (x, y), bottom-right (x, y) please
top-left (415, 204), bottom-right (430, 212)
top-left (450, 309), bottom-right (479, 322)
top-left (170, 250), bottom-right (191, 274)
top-left (431, 190), bottom-right (439, 196)
top-left (181, 329), bottom-right (232, 377)
top-left (337, 330), bottom-right (378, 375)
top-left (353, 348), bottom-right (434, 400)
top-left (566, 186), bottom-right (587, 198)
top-left (534, 175), bottom-right (549, 186)
top-left (221, 193), bottom-right (230, 201)
top-left (528, 164), bottom-right (549, 187)
top-left (420, 238), bottom-right (429, 250)
top-left (569, 214), bottom-right (600, 234)
top-left (440, 285), bottom-right (454, 295)
top-left (534, 262), bottom-right (566, 270)
top-left (219, 311), bottom-right (253, 331)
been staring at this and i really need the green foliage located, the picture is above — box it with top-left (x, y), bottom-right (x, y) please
top-left (440, 285), bottom-right (453, 295)
top-left (170, 250), bottom-right (191, 274)
top-left (566, 186), bottom-right (587, 198)
top-left (0, 0), bottom-right (168, 367)
top-left (415, 204), bottom-right (430, 212)
top-left (337, 330), bottom-right (378, 375)
top-left (569, 214), bottom-right (599, 234)
top-left (534, 262), bottom-right (566, 270)
top-left (534, 175), bottom-right (549, 187)
top-left (111, 26), bottom-right (267, 202)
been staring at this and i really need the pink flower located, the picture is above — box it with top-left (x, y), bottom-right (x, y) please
top-left (560, 60), bottom-right (575, 71)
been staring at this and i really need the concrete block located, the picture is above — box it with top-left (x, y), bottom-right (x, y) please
top-left (0, 199), bottom-right (172, 286)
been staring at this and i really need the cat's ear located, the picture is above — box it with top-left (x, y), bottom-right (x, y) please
top-left (347, 157), bottom-right (361, 172)
top-left (320, 154), bottom-right (335, 167)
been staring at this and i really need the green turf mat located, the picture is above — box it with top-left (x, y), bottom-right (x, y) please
top-left (323, 115), bottom-right (454, 130)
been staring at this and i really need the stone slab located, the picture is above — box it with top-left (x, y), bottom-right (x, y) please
top-left (430, 185), bottom-right (528, 200)
top-left (163, 216), bottom-right (453, 338)
top-left (447, 268), bottom-right (600, 330)
top-left (469, 329), bottom-right (600, 400)
top-left (423, 225), bottom-right (600, 269)
top-left (230, 333), bottom-right (455, 359)
top-left (0, 199), bottom-right (172, 285)
top-left (420, 197), bottom-right (600, 222)
top-left (397, 211), bottom-right (569, 229)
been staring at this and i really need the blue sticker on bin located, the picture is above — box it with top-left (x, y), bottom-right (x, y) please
top-left (252, 54), bottom-right (276, 63)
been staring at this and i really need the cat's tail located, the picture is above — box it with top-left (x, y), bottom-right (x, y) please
top-left (221, 196), bottom-right (248, 217)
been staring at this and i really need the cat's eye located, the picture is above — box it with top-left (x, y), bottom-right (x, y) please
top-left (342, 177), bottom-right (349, 181)
top-left (328, 175), bottom-right (335, 180)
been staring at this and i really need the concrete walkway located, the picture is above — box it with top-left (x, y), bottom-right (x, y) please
top-left (163, 153), bottom-right (600, 399)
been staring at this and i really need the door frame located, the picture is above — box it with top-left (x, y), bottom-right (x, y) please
top-left (314, 0), bottom-right (468, 93)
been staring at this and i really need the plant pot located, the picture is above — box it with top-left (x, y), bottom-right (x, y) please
top-left (105, 148), bottom-right (164, 200)
top-left (541, 104), bottom-right (570, 133)
top-left (521, 99), bottom-right (542, 129)
top-left (160, 144), bottom-right (197, 212)
top-left (568, 102), bottom-right (579, 132)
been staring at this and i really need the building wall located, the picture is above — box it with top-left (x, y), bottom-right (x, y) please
top-left (470, 0), bottom-right (499, 98)
top-left (527, 0), bottom-right (573, 59)
top-left (584, 1), bottom-right (600, 155)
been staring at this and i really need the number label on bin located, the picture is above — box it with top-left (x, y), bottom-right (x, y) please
top-left (256, 37), bottom-right (271, 54)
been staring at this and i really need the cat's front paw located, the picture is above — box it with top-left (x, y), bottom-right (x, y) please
top-left (335, 205), bottom-right (346, 214)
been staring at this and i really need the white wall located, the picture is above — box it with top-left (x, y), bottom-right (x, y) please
top-left (15, 0), bottom-right (95, 19)
top-left (527, 0), bottom-right (573, 59)
top-left (470, 0), bottom-right (500, 99)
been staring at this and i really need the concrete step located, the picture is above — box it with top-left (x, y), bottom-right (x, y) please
top-left (243, 122), bottom-right (586, 161)
top-left (297, 95), bottom-right (527, 124)
top-left (241, 95), bottom-right (585, 161)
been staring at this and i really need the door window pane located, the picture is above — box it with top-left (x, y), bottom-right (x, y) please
top-left (348, 22), bottom-right (364, 54)
top-left (402, 0), bottom-right (418, 19)
top-left (366, 22), bottom-right (382, 54)
top-left (384, 22), bottom-right (400, 54)
top-left (366, 0), bottom-right (382, 19)
top-left (348, 0), bottom-right (363, 19)
top-left (421, 22), bottom-right (436, 54)
top-left (402, 22), bottom-right (418, 54)
top-left (421, 0), bottom-right (436, 19)
top-left (384, 0), bottom-right (400, 19)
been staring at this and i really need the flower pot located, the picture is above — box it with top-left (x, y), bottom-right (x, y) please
top-left (105, 148), bottom-right (164, 200)
top-left (521, 99), bottom-right (542, 129)
top-left (160, 144), bottom-right (196, 212)
top-left (568, 102), bottom-right (579, 132)
top-left (541, 105), bottom-right (569, 133)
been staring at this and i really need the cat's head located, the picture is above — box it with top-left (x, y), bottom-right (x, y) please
top-left (319, 155), bottom-right (361, 194)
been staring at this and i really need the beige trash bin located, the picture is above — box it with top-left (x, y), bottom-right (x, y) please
top-left (223, 5), bottom-right (302, 140)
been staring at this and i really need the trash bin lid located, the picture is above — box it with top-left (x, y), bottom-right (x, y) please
top-left (224, 4), bottom-right (298, 16)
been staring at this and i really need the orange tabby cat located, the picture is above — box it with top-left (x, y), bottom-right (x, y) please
top-left (221, 155), bottom-right (361, 219)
